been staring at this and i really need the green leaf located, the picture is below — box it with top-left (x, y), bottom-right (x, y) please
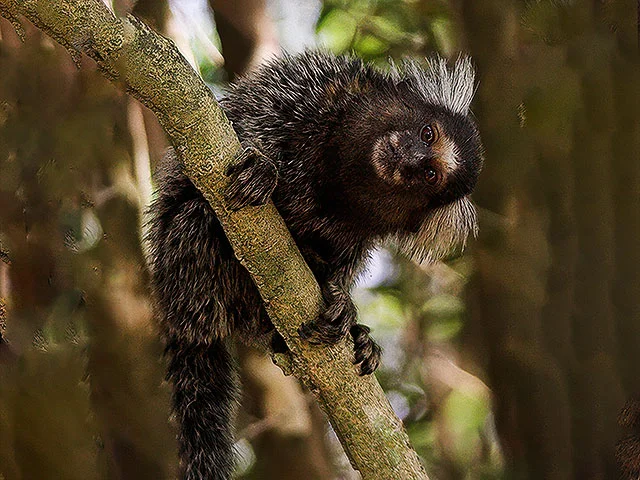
top-left (442, 390), bottom-right (490, 464)
top-left (422, 294), bottom-right (464, 341)
top-left (355, 34), bottom-right (388, 57)
top-left (317, 9), bottom-right (358, 53)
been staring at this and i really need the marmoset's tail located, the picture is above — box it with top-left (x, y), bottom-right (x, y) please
top-left (166, 338), bottom-right (239, 480)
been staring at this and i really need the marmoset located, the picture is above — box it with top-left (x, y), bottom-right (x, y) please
top-left (147, 51), bottom-right (483, 480)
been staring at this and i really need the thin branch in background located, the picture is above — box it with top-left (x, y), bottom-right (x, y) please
top-left (0, 236), bottom-right (10, 266)
top-left (128, 98), bottom-right (153, 210)
top-left (0, 274), bottom-right (16, 363)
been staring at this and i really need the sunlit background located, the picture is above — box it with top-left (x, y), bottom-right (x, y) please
top-left (0, 1), bottom-right (638, 479)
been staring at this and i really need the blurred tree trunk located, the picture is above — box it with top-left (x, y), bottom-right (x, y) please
top-left (459, 0), bottom-right (639, 478)
top-left (82, 1), bottom-right (174, 478)
top-left (609, 2), bottom-right (640, 477)
top-left (0, 0), bottom-right (175, 476)
top-left (210, 0), bottom-right (280, 79)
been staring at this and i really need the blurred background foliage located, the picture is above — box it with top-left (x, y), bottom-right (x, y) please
top-left (0, 0), bottom-right (638, 479)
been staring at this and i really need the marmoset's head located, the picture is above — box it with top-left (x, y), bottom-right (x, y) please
top-left (340, 56), bottom-right (483, 261)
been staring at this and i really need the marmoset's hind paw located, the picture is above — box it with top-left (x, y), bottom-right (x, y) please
top-left (351, 324), bottom-right (382, 376)
top-left (225, 144), bottom-right (277, 210)
top-left (298, 282), bottom-right (356, 345)
top-left (299, 281), bottom-right (383, 376)
top-left (298, 319), bottom-right (349, 345)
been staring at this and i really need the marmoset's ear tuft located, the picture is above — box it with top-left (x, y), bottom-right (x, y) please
top-left (391, 55), bottom-right (476, 115)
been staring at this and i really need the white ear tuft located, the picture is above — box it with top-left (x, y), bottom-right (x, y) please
top-left (398, 55), bottom-right (476, 115)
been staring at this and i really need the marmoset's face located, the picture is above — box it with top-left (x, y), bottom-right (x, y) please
top-left (371, 105), bottom-right (483, 209)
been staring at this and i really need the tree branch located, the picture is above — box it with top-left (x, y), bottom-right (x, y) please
top-left (0, 1), bottom-right (428, 477)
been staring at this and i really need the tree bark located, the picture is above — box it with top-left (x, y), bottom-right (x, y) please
top-left (0, 1), bottom-right (428, 478)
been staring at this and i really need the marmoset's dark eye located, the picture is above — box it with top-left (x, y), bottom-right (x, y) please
top-left (420, 124), bottom-right (436, 146)
top-left (426, 167), bottom-right (439, 184)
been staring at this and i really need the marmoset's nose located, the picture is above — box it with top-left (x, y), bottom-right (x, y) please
top-left (401, 152), bottom-right (441, 185)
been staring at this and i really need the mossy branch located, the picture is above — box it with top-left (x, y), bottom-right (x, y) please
top-left (0, 1), bottom-right (428, 477)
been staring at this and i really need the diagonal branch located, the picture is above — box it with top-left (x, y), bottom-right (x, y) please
top-left (0, 1), bottom-right (428, 478)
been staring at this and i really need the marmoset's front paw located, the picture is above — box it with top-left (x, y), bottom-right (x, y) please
top-left (225, 144), bottom-right (277, 211)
